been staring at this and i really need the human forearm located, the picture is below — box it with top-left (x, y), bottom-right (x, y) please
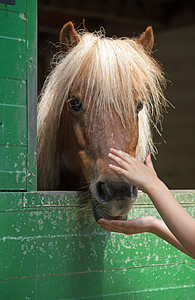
top-left (147, 181), bottom-right (195, 258)
top-left (99, 215), bottom-right (194, 258)
top-left (149, 217), bottom-right (194, 259)
top-left (107, 149), bottom-right (195, 259)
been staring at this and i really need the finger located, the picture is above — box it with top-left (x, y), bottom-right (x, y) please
top-left (100, 219), bottom-right (129, 231)
top-left (108, 219), bottom-right (127, 227)
top-left (100, 222), bottom-right (129, 233)
top-left (101, 219), bottom-right (139, 231)
top-left (110, 148), bottom-right (136, 164)
top-left (101, 225), bottom-right (132, 235)
top-left (108, 163), bottom-right (128, 176)
top-left (145, 155), bottom-right (155, 170)
top-left (100, 225), bottom-right (111, 231)
top-left (99, 218), bottom-right (124, 226)
top-left (101, 226), bottom-right (125, 234)
top-left (108, 153), bottom-right (130, 170)
top-left (99, 218), bottom-right (123, 228)
top-left (100, 222), bottom-right (117, 231)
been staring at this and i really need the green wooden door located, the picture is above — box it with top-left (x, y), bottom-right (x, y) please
top-left (0, 0), bottom-right (37, 191)
top-left (0, 191), bottom-right (195, 299)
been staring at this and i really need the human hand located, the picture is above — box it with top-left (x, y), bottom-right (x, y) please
top-left (99, 215), bottom-right (195, 259)
top-left (108, 148), bottom-right (161, 193)
top-left (98, 216), bottom-right (156, 235)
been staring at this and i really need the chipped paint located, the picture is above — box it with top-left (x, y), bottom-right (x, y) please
top-left (19, 13), bottom-right (27, 21)
top-left (0, 192), bottom-right (194, 298)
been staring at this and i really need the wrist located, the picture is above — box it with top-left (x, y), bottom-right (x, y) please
top-left (148, 217), bottom-right (162, 235)
top-left (145, 178), bottom-right (166, 196)
top-left (143, 216), bottom-right (158, 233)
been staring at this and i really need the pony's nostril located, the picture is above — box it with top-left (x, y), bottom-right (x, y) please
top-left (96, 181), bottom-right (109, 203)
top-left (132, 185), bottom-right (138, 201)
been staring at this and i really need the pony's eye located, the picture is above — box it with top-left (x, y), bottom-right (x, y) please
top-left (136, 101), bottom-right (143, 114)
top-left (68, 96), bottom-right (83, 113)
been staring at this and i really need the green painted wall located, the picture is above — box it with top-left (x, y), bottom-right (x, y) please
top-left (0, 0), bottom-right (37, 191)
top-left (0, 192), bottom-right (194, 299)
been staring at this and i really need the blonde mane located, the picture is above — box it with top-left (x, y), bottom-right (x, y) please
top-left (37, 30), bottom-right (167, 190)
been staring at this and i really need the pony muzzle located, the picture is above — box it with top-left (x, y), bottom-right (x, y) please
top-left (91, 178), bottom-right (138, 222)
top-left (95, 179), bottom-right (137, 204)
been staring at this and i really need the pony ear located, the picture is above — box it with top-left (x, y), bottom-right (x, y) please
top-left (59, 22), bottom-right (80, 53)
top-left (137, 26), bottom-right (154, 52)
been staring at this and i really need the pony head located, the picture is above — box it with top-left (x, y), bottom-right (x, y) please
top-left (37, 22), bottom-right (166, 221)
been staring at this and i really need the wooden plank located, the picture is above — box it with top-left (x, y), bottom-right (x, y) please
top-left (0, 5), bottom-right (28, 191)
top-left (0, 78), bottom-right (26, 106)
top-left (35, 264), bottom-right (195, 299)
top-left (0, 237), bottom-right (37, 280)
top-left (0, 192), bottom-right (194, 299)
top-left (0, 145), bottom-right (26, 190)
top-left (0, 264), bottom-right (194, 300)
top-left (0, 103), bottom-right (27, 146)
top-left (26, 0), bottom-right (37, 191)
top-left (0, 227), bottom-right (194, 295)
top-left (0, 192), bottom-right (23, 211)
top-left (23, 191), bottom-right (82, 208)
top-left (0, 278), bottom-right (36, 300)
top-left (22, 190), bottom-right (195, 207)
top-left (0, 194), bottom-right (194, 279)
top-left (0, 37), bottom-right (27, 79)
top-left (0, 79), bottom-right (27, 147)
top-left (1, 218), bottom-right (194, 280)
top-left (0, 9), bottom-right (26, 40)
top-left (0, 9), bottom-right (27, 80)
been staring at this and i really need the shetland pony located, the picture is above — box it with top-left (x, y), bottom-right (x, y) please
top-left (37, 22), bottom-right (166, 221)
